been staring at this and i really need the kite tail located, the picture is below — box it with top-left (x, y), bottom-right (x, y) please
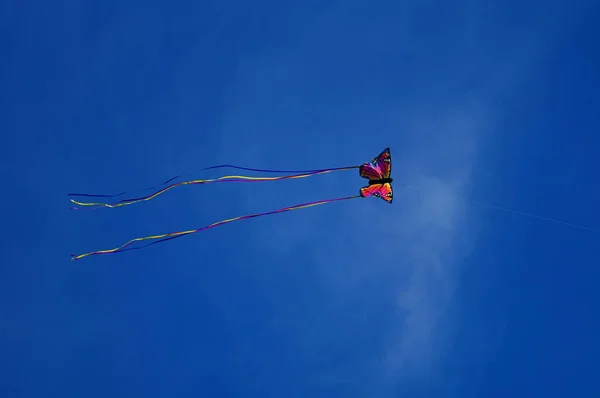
top-left (198, 164), bottom-right (358, 174)
top-left (70, 194), bottom-right (362, 260)
top-left (67, 165), bottom-right (359, 200)
top-left (66, 175), bottom-right (181, 199)
top-left (69, 168), bottom-right (358, 210)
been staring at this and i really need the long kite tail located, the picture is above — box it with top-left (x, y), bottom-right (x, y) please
top-left (70, 195), bottom-right (362, 261)
top-left (199, 164), bottom-right (358, 174)
top-left (67, 164), bottom-right (359, 201)
top-left (69, 168), bottom-right (358, 210)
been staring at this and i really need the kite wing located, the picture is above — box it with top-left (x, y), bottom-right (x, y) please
top-left (360, 183), bottom-right (393, 203)
top-left (359, 147), bottom-right (391, 181)
top-left (359, 147), bottom-right (393, 203)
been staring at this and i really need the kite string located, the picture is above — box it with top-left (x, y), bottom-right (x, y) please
top-left (71, 194), bottom-right (362, 260)
top-left (67, 165), bottom-right (360, 199)
top-left (467, 199), bottom-right (600, 232)
top-left (397, 181), bottom-right (600, 233)
top-left (69, 168), bottom-right (358, 209)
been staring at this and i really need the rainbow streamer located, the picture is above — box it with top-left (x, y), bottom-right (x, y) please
top-left (69, 167), bottom-right (358, 209)
top-left (68, 164), bottom-right (358, 200)
top-left (71, 195), bottom-right (361, 261)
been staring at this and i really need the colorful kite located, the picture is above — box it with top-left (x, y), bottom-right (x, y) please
top-left (69, 148), bottom-right (394, 260)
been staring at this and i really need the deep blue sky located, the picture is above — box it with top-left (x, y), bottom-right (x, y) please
top-left (2, 1), bottom-right (600, 397)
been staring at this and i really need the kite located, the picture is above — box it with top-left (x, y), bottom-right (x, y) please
top-left (69, 145), bottom-right (599, 261)
top-left (70, 147), bottom-right (394, 260)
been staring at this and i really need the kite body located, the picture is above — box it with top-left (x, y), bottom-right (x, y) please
top-left (359, 147), bottom-right (393, 203)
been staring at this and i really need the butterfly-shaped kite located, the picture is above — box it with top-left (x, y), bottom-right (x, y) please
top-left (358, 147), bottom-right (393, 203)
top-left (70, 147), bottom-right (394, 260)
top-left (69, 145), bottom-right (600, 261)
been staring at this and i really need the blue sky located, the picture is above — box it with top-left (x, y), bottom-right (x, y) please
top-left (2, 0), bottom-right (600, 397)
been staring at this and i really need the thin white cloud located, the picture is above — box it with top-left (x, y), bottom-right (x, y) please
top-left (210, 9), bottom-right (484, 398)
top-left (195, 0), bottom-right (592, 395)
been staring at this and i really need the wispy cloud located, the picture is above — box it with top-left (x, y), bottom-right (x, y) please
top-left (191, 0), bottom-right (589, 395)
top-left (376, 109), bottom-right (480, 390)
top-left (209, 7), bottom-right (486, 398)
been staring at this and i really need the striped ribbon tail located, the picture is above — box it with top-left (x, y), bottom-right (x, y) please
top-left (70, 195), bottom-right (362, 261)
top-left (67, 165), bottom-right (359, 201)
top-left (69, 167), bottom-right (358, 210)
